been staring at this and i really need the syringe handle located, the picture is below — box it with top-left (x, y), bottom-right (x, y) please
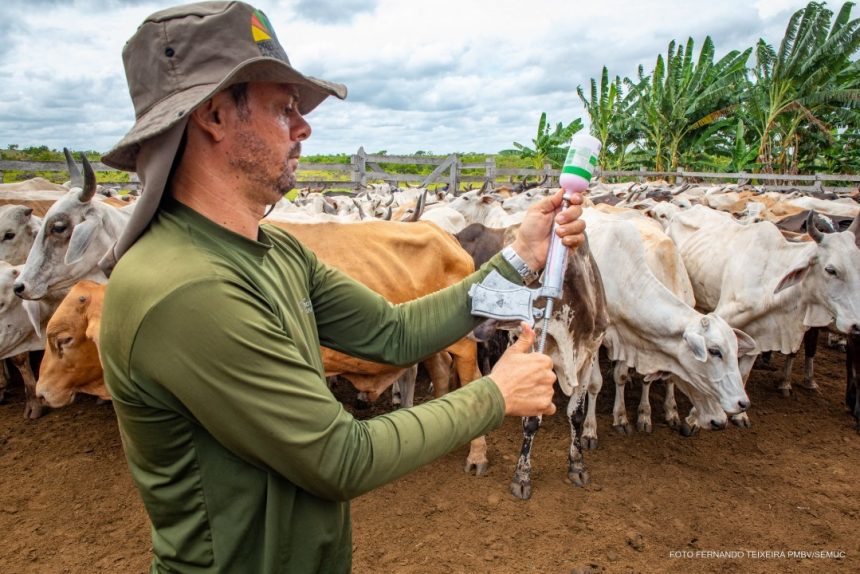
top-left (540, 196), bottom-right (573, 300)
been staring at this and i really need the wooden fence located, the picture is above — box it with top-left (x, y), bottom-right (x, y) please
top-left (3, 147), bottom-right (860, 194)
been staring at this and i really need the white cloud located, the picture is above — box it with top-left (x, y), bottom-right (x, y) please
top-left (0, 0), bottom-right (818, 156)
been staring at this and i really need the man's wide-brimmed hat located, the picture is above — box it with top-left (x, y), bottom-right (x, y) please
top-left (99, 0), bottom-right (346, 273)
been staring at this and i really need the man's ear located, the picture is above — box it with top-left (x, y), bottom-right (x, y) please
top-left (189, 96), bottom-right (229, 142)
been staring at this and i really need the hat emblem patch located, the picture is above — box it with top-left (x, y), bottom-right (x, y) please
top-left (251, 9), bottom-right (287, 60)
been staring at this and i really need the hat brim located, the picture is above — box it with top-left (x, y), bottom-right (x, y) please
top-left (102, 57), bottom-right (347, 172)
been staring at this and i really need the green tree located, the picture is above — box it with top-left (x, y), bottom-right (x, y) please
top-left (627, 36), bottom-right (751, 172)
top-left (747, 1), bottom-right (860, 172)
top-left (512, 112), bottom-right (583, 169)
top-left (577, 67), bottom-right (637, 169)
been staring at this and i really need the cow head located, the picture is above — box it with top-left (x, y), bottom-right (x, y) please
top-left (0, 205), bottom-right (40, 265)
top-left (14, 150), bottom-right (110, 300)
top-left (677, 314), bottom-right (754, 415)
top-left (0, 262), bottom-right (20, 315)
top-left (776, 212), bottom-right (860, 334)
top-left (36, 281), bottom-right (107, 408)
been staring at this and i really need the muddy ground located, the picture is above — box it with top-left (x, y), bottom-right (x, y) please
top-left (0, 340), bottom-right (857, 574)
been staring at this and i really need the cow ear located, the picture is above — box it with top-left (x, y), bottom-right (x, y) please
top-left (65, 219), bottom-right (99, 265)
top-left (774, 259), bottom-right (813, 294)
top-left (85, 321), bottom-right (101, 350)
top-left (733, 328), bottom-right (758, 356)
top-left (683, 328), bottom-right (708, 362)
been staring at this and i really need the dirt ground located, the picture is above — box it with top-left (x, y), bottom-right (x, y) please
top-left (0, 340), bottom-right (857, 574)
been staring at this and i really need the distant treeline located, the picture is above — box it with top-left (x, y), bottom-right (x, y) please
top-left (512, 1), bottom-right (860, 177)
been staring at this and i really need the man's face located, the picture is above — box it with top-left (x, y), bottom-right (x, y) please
top-left (225, 82), bottom-right (311, 206)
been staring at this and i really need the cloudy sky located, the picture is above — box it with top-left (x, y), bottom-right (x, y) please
top-left (0, 0), bottom-right (815, 157)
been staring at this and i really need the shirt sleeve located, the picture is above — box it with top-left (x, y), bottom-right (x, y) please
top-left (306, 246), bottom-right (525, 366)
top-left (129, 278), bottom-right (507, 502)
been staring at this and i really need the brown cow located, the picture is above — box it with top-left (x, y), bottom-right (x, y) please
top-left (36, 280), bottom-right (107, 407)
top-left (35, 220), bottom-right (497, 473)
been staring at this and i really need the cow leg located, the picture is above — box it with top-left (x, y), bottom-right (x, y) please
top-left (611, 361), bottom-right (632, 435)
top-left (0, 359), bottom-right (9, 403)
top-left (663, 379), bottom-right (681, 429)
top-left (451, 343), bottom-right (491, 476)
top-left (801, 327), bottom-right (819, 390)
top-left (581, 364), bottom-right (602, 450)
top-left (566, 391), bottom-right (589, 487)
top-left (637, 380), bottom-right (653, 433)
top-left (426, 352), bottom-right (452, 399)
top-left (13, 352), bottom-right (43, 420)
top-left (510, 415), bottom-right (542, 500)
top-left (391, 364), bottom-right (418, 408)
top-left (846, 335), bottom-right (860, 429)
top-left (778, 352), bottom-right (795, 397)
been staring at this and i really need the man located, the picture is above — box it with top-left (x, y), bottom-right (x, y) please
top-left (98, 2), bottom-right (587, 573)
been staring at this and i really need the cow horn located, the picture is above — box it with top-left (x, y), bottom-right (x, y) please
top-left (408, 190), bottom-right (427, 222)
top-left (79, 154), bottom-right (97, 202)
top-left (848, 213), bottom-right (860, 248)
top-left (807, 211), bottom-right (824, 244)
top-left (479, 179), bottom-right (491, 195)
top-left (352, 198), bottom-right (367, 220)
top-left (64, 148), bottom-right (82, 190)
top-left (383, 193), bottom-right (395, 207)
top-left (383, 206), bottom-right (392, 220)
top-left (322, 198), bottom-right (337, 215)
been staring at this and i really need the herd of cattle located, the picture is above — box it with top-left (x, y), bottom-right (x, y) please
top-left (1, 150), bottom-right (859, 500)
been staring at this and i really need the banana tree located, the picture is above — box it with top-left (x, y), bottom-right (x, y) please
top-left (628, 36), bottom-right (751, 172)
top-left (513, 112), bottom-right (584, 169)
top-left (577, 67), bottom-right (638, 169)
top-left (747, 1), bottom-right (860, 172)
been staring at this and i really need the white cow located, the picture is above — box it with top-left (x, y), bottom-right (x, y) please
top-left (0, 205), bottom-right (41, 266)
top-left (0, 262), bottom-right (50, 417)
top-left (581, 212), bottom-right (754, 441)
top-left (672, 208), bottom-right (860, 413)
top-left (14, 151), bottom-right (132, 309)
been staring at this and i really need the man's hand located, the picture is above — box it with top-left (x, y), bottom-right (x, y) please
top-left (511, 189), bottom-right (585, 272)
top-left (489, 323), bottom-right (557, 416)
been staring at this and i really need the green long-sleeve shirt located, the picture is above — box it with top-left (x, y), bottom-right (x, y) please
top-left (100, 197), bottom-right (520, 573)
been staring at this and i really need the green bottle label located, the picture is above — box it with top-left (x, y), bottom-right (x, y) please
top-left (563, 146), bottom-right (597, 180)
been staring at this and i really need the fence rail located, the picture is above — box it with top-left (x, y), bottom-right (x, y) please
top-left (3, 148), bottom-right (860, 194)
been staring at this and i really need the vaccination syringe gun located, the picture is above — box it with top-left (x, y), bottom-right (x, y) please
top-left (469, 132), bottom-right (601, 353)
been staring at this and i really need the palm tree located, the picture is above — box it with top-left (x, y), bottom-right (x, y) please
top-left (577, 67), bottom-right (636, 169)
top-left (747, 1), bottom-right (860, 173)
top-left (512, 112), bottom-right (583, 169)
top-left (627, 36), bottom-right (751, 172)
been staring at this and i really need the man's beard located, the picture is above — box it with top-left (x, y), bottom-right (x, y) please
top-left (230, 132), bottom-right (300, 204)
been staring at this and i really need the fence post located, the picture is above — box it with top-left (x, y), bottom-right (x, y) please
top-left (676, 166), bottom-right (685, 185)
top-left (814, 173), bottom-right (823, 192)
top-left (638, 166), bottom-right (646, 183)
top-left (351, 146), bottom-right (367, 191)
top-left (0, 169), bottom-right (4, 184)
top-left (543, 163), bottom-right (552, 187)
top-left (484, 156), bottom-right (496, 189)
top-left (449, 154), bottom-right (460, 195)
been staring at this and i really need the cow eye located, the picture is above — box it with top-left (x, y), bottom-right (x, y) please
top-left (708, 348), bottom-right (723, 358)
top-left (51, 223), bottom-right (68, 234)
top-left (825, 265), bottom-right (838, 277)
top-left (2, 232), bottom-right (14, 241)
